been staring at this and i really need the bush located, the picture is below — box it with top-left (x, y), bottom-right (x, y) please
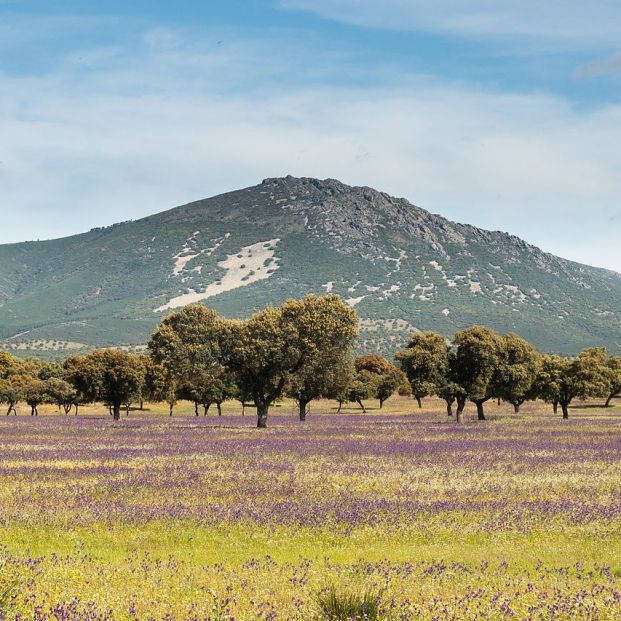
top-left (316, 585), bottom-right (383, 621)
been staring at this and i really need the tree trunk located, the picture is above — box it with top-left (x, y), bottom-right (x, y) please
top-left (30, 405), bottom-right (36, 416)
top-left (257, 402), bottom-right (269, 428)
top-left (217, 402), bottom-right (222, 416)
top-left (337, 400), bottom-right (343, 413)
top-left (513, 402), bottom-right (520, 414)
top-left (356, 399), bottom-right (366, 413)
top-left (298, 398), bottom-right (309, 421)
top-left (63, 404), bottom-right (72, 415)
top-left (474, 400), bottom-right (486, 421)
top-left (140, 400), bottom-right (144, 410)
top-left (203, 403), bottom-right (211, 416)
top-left (415, 396), bottom-right (422, 409)
top-left (446, 400), bottom-right (453, 417)
top-left (6, 404), bottom-right (14, 416)
top-left (112, 402), bottom-right (121, 421)
top-left (561, 401), bottom-right (569, 419)
top-left (241, 401), bottom-right (245, 416)
top-left (456, 395), bottom-right (466, 425)
top-left (169, 401), bottom-right (174, 416)
top-left (553, 400), bottom-right (558, 414)
top-left (125, 404), bottom-right (130, 416)
top-left (194, 401), bottom-right (199, 416)
top-left (605, 395), bottom-right (613, 408)
top-left (379, 398), bottom-right (384, 409)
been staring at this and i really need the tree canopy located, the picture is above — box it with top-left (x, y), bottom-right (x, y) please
top-left (355, 354), bottom-right (404, 409)
top-left (231, 294), bottom-right (358, 427)
top-left (64, 350), bottom-right (146, 420)
top-left (493, 333), bottom-right (541, 413)
top-left (452, 326), bottom-right (501, 420)
top-left (396, 332), bottom-right (448, 408)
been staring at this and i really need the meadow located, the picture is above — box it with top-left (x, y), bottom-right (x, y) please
top-left (1, 397), bottom-right (620, 620)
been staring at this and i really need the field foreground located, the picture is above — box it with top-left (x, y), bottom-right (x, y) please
top-left (1, 398), bottom-right (621, 620)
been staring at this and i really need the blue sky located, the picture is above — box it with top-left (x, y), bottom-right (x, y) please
top-left (1, 1), bottom-right (621, 270)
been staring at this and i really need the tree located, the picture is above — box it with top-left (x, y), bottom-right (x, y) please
top-left (0, 378), bottom-right (21, 416)
top-left (42, 378), bottom-right (76, 414)
top-left (452, 326), bottom-right (501, 421)
top-left (537, 349), bottom-right (611, 419)
top-left (532, 354), bottom-right (564, 414)
top-left (23, 378), bottom-right (47, 416)
top-left (554, 357), bottom-right (577, 419)
top-left (143, 358), bottom-right (178, 416)
top-left (235, 385), bottom-right (253, 416)
top-left (605, 356), bottom-right (621, 407)
top-left (149, 305), bottom-right (233, 416)
top-left (339, 369), bottom-right (376, 413)
top-left (493, 333), bottom-right (541, 413)
top-left (0, 352), bottom-right (15, 378)
top-left (396, 332), bottom-right (448, 408)
top-left (229, 306), bottom-right (294, 428)
top-left (287, 350), bottom-right (353, 422)
top-left (230, 295), bottom-right (358, 428)
top-left (190, 370), bottom-right (237, 416)
top-left (64, 350), bottom-right (146, 420)
top-left (62, 356), bottom-right (91, 415)
top-left (564, 348), bottom-right (613, 418)
top-left (285, 295), bottom-right (358, 421)
top-left (354, 355), bottom-right (404, 408)
top-left (424, 347), bottom-right (467, 422)
top-left (0, 354), bottom-right (38, 416)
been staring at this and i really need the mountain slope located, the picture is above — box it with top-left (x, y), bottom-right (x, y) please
top-left (1, 176), bottom-right (620, 357)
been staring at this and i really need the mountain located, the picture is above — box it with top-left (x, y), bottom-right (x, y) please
top-left (1, 176), bottom-right (620, 358)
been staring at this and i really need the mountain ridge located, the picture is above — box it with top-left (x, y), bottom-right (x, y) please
top-left (1, 176), bottom-right (620, 357)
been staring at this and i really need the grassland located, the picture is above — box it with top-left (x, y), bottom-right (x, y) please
top-left (1, 397), bottom-right (620, 620)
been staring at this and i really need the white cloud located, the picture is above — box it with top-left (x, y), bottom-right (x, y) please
top-left (280, 0), bottom-right (621, 45)
top-left (0, 26), bottom-right (620, 272)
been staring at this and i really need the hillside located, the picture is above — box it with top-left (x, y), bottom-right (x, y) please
top-left (1, 176), bottom-right (620, 357)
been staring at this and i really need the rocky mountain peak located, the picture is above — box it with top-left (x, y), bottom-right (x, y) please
top-left (1, 176), bottom-right (620, 357)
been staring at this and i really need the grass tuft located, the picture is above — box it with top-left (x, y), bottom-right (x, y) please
top-left (316, 585), bottom-right (383, 620)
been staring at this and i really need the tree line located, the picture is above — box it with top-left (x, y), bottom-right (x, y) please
top-left (396, 328), bottom-right (620, 422)
top-left (1, 295), bottom-right (620, 427)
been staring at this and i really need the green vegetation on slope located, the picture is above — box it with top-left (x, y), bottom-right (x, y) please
top-left (1, 176), bottom-right (620, 356)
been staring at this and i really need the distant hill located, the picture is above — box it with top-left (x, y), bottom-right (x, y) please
top-left (1, 176), bottom-right (620, 358)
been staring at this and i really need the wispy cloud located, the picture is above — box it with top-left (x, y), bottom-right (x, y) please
top-left (0, 14), bottom-right (121, 49)
top-left (280, 0), bottom-right (621, 45)
top-left (575, 52), bottom-right (621, 78)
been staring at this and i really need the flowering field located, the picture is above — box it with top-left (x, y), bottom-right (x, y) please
top-left (1, 398), bottom-right (620, 620)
